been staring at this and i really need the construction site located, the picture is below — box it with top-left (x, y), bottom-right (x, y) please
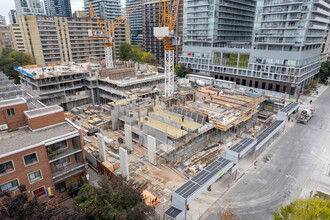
top-left (55, 79), bottom-right (296, 214)
top-left (0, 1), bottom-right (306, 219)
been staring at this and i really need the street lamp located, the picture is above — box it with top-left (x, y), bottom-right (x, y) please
top-left (285, 174), bottom-right (308, 198)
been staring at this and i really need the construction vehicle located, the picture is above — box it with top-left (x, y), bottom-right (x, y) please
top-left (88, 0), bottom-right (146, 69)
top-left (154, 0), bottom-right (180, 98)
top-left (297, 108), bottom-right (314, 124)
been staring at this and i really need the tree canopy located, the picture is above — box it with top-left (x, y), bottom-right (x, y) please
top-left (0, 185), bottom-right (86, 220)
top-left (119, 42), bottom-right (132, 61)
top-left (75, 176), bottom-right (154, 220)
top-left (118, 43), bottom-right (157, 64)
top-left (274, 198), bottom-right (330, 220)
top-left (0, 49), bottom-right (34, 84)
top-left (175, 64), bottom-right (191, 78)
top-left (316, 62), bottom-right (330, 82)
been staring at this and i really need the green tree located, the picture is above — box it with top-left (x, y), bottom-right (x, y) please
top-left (175, 64), bottom-right (190, 78)
top-left (0, 50), bottom-right (34, 84)
top-left (8, 51), bottom-right (33, 66)
top-left (316, 62), bottom-right (330, 81)
top-left (143, 52), bottom-right (156, 64)
top-left (274, 198), bottom-right (330, 220)
top-left (119, 42), bottom-right (132, 61)
top-left (75, 176), bottom-right (154, 220)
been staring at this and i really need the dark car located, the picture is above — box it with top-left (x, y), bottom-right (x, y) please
top-left (87, 128), bottom-right (100, 136)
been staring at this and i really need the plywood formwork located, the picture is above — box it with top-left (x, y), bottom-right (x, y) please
top-left (179, 89), bottom-right (265, 131)
top-left (138, 116), bottom-right (188, 139)
top-left (151, 110), bottom-right (202, 131)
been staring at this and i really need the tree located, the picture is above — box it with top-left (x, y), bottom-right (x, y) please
top-left (119, 42), bottom-right (132, 61)
top-left (8, 51), bottom-right (33, 66)
top-left (175, 64), bottom-right (190, 78)
top-left (316, 62), bottom-right (330, 81)
top-left (143, 52), bottom-right (156, 64)
top-left (274, 198), bottom-right (330, 220)
top-left (75, 176), bottom-right (154, 220)
top-left (0, 50), bottom-right (34, 84)
top-left (0, 185), bottom-right (86, 220)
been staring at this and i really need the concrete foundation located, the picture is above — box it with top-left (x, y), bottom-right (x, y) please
top-left (147, 135), bottom-right (157, 165)
top-left (97, 133), bottom-right (106, 162)
top-left (119, 147), bottom-right (129, 178)
top-left (124, 124), bottom-right (133, 151)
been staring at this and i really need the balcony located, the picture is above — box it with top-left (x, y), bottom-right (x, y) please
top-left (52, 162), bottom-right (85, 181)
top-left (48, 147), bottom-right (82, 163)
top-left (312, 7), bottom-right (330, 16)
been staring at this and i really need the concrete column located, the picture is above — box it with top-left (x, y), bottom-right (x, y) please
top-left (124, 124), bottom-right (132, 151)
top-left (97, 133), bottom-right (106, 162)
top-left (147, 135), bottom-right (156, 165)
top-left (119, 147), bottom-right (129, 178)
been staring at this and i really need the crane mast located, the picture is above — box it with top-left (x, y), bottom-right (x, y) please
top-left (154, 0), bottom-right (180, 98)
top-left (88, 0), bottom-right (146, 69)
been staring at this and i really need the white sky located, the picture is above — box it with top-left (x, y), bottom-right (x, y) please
top-left (1, 0), bottom-right (126, 24)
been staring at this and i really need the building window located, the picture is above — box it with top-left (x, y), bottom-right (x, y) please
top-left (23, 153), bottom-right (38, 166)
top-left (28, 170), bottom-right (42, 183)
top-left (0, 161), bottom-right (15, 175)
top-left (53, 156), bottom-right (70, 169)
top-left (6, 108), bottom-right (15, 116)
top-left (0, 179), bottom-right (18, 192)
top-left (33, 187), bottom-right (46, 197)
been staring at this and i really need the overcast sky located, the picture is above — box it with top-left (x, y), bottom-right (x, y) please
top-left (1, 0), bottom-right (125, 24)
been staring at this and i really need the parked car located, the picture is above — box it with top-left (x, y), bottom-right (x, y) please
top-left (68, 182), bottom-right (82, 197)
top-left (87, 128), bottom-right (100, 136)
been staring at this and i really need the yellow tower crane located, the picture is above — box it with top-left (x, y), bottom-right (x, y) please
top-left (154, 0), bottom-right (180, 98)
top-left (88, 1), bottom-right (146, 69)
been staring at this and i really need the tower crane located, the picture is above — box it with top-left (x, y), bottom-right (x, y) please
top-left (154, 0), bottom-right (180, 98)
top-left (88, 1), bottom-right (146, 69)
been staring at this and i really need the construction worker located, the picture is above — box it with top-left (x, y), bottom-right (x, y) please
top-left (310, 100), bottom-right (312, 104)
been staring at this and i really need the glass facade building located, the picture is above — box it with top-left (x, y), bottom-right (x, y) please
top-left (126, 0), bottom-right (143, 45)
top-left (14, 0), bottom-right (45, 16)
top-left (180, 0), bottom-right (330, 95)
top-left (44, 0), bottom-right (73, 17)
top-left (84, 0), bottom-right (122, 20)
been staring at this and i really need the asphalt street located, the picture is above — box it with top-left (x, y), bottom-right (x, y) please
top-left (200, 86), bottom-right (330, 220)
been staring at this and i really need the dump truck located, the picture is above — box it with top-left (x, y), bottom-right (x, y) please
top-left (297, 108), bottom-right (314, 124)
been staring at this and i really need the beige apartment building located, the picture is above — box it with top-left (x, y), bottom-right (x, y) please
top-left (0, 25), bottom-right (12, 55)
top-left (9, 24), bottom-right (26, 52)
top-left (17, 12), bottom-right (130, 66)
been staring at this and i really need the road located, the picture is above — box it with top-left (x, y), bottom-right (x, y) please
top-left (201, 86), bottom-right (330, 220)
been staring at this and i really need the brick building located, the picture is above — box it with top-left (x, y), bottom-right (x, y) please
top-left (0, 97), bottom-right (88, 202)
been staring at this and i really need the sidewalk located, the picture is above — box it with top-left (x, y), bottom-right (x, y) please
top-left (298, 84), bottom-right (328, 109)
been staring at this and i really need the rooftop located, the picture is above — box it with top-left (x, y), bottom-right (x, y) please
top-left (0, 122), bottom-right (77, 157)
top-left (14, 63), bottom-right (101, 79)
top-left (0, 97), bottom-right (26, 108)
top-left (99, 73), bottom-right (165, 87)
top-left (25, 105), bottom-right (63, 118)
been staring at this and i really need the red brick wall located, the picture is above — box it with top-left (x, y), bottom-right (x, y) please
top-left (0, 103), bottom-right (28, 130)
top-left (27, 111), bottom-right (65, 131)
top-left (0, 145), bottom-right (54, 203)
